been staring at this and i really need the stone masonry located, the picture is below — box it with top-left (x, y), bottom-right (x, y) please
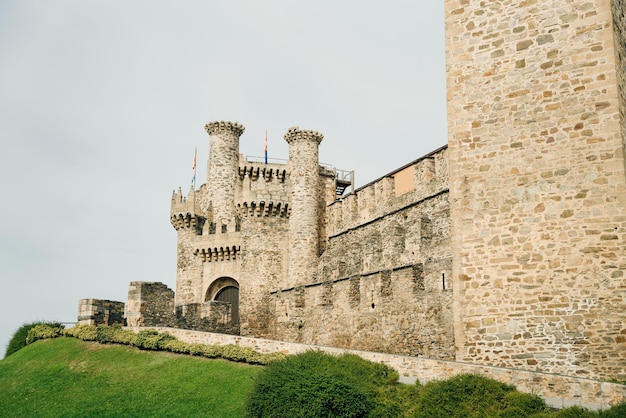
top-left (445, 0), bottom-right (626, 380)
top-left (80, 0), bottom-right (625, 387)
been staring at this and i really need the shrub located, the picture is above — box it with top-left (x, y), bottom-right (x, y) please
top-left (414, 373), bottom-right (545, 418)
top-left (162, 339), bottom-right (191, 354)
top-left (96, 325), bottom-right (118, 344)
top-left (257, 351), bottom-right (286, 365)
top-left (25, 323), bottom-right (64, 345)
top-left (133, 329), bottom-right (175, 350)
top-left (94, 325), bottom-right (137, 345)
top-left (246, 350), bottom-right (400, 418)
top-left (562, 407), bottom-right (598, 417)
top-left (111, 328), bottom-right (137, 346)
top-left (188, 343), bottom-right (207, 356)
top-left (5, 321), bottom-right (62, 357)
top-left (64, 325), bottom-right (98, 341)
top-left (600, 402), bottom-right (626, 417)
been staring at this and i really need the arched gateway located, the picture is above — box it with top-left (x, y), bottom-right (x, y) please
top-left (205, 277), bottom-right (239, 324)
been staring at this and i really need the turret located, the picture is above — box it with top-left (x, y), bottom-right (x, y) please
top-left (205, 121), bottom-right (245, 232)
top-left (170, 186), bottom-right (204, 304)
top-left (284, 126), bottom-right (324, 285)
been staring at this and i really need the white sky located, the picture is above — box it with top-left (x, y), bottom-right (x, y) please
top-left (0, 0), bottom-right (447, 356)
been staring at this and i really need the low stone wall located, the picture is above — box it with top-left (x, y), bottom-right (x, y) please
top-left (77, 299), bottom-right (125, 326)
top-left (127, 326), bottom-right (626, 411)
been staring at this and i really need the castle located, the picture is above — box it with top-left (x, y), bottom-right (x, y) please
top-left (79, 0), bottom-right (626, 383)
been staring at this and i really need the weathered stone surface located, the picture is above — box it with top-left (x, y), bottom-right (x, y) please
top-left (445, 0), bottom-right (626, 380)
top-left (77, 299), bottom-right (125, 326)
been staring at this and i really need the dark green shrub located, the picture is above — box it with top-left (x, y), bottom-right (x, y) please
top-left (549, 406), bottom-right (597, 417)
top-left (414, 373), bottom-right (545, 418)
top-left (96, 325), bottom-right (117, 344)
top-left (501, 390), bottom-right (546, 416)
top-left (599, 402), bottom-right (626, 417)
top-left (246, 350), bottom-right (400, 418)
top-left (25, 323), bottom-right (64, 345)
top-left (5, 321), bottom-right (62, 357)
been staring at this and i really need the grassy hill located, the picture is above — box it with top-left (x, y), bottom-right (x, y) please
top-left (3, 333), bottom-right (626, 417)
top-left (0, 337), bottom-right (261, 417)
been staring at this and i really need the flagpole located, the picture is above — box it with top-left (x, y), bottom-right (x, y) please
top-left (264, 130), bottom-right (268, 165)
top-left (192, 147), bottom-right (197, 189)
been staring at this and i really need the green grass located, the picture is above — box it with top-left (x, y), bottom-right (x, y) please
top-left (0, 337), bottom-right (261, 417)
top-left (2, 335), bottom-right (626, 417)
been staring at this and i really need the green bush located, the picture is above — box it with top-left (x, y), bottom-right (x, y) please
top-left (162, 338), bottom-right (191, 354)
top-left (550, 406), bottom-right (597, 417)
top-left (133, 329), bottom-right (175, 350)
top-left (5, 321), bottom-right (62, 357)
top-left (414, 373), bottom-right (545, 418)
top-left (25, 323), bottom-right (64, 345)
top-left (246, 350), bottom-right (401, 418)
top-left (64, 324), bottom-right (98, 341)
top-left (258, 351), bottom-right (287, 365)
top-left (600, 402), bottom-right (626, 417)
top-left (95, 325), bottom-right (137, 345)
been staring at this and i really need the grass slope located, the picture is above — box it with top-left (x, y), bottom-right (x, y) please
top-left (0, 337), bottom-right (261, 417)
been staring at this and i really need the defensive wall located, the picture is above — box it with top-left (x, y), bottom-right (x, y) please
top-left (267, 147), bottom-right (454, 358)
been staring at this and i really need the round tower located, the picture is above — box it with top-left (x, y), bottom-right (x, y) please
top-left (204, 121), bottom-right (245, 231)
top-left (284, 126), bottom-right (324, 285)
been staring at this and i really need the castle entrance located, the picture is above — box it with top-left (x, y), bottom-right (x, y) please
top-left (205, 277), bottom-right (239, 324)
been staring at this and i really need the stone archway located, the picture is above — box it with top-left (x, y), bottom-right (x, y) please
top-left (205, 277), bottom-right (239, 324)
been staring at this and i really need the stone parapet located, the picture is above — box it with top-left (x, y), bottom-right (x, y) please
top-left (326, 147), bottom-right (448, 237)
top-left (204, 121), bottom-right (245, 137)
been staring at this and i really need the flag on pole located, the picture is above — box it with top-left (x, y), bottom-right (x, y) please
top-left (191, 147), bottom-right (197, 188)
top-left (264, 130), bottom-right (268, 165)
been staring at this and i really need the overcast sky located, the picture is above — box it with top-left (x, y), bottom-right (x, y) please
top-left (0, 0), bottom-right (447, 356)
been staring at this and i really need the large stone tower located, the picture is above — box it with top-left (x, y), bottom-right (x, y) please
top-left (284, 127), bottom-right (325, 286)
top-left (445, 0), bottom-right (626, 380)
top-left (205, 121), bottom-right (245, 231)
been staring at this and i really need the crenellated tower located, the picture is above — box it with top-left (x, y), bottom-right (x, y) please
top-left (170, 186), bottom-right (205, 304)
top-left (284, 127), bottom-right (324, 286)
top-left (205, 121), bottom-right (245, 232)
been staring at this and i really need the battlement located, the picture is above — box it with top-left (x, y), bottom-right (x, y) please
top-left (326, 146), bottom-right (448, 237)
top-left (284, 126), bottom-right (324, 145)
top-left (194, 245), bottom-right (241, 262)
top-left (238, 158), bottom-right (288, 183)
top-left (170, 187), bottom-right (205, 233)
top-left (237, 201), bottom-right (290, 218)
top-left (204, 120), bottom-right (245, 137)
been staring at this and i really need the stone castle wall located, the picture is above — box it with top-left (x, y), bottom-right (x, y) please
top-left (613, 0), bottom-right (626, 166)
top-left (445, 0), bottom-right (626, 380)
top-left (265, 147), bottom-right (454, 358)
